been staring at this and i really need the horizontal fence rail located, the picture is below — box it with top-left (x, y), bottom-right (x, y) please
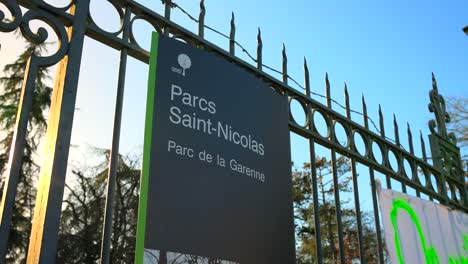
top-left (0, 0), bottom-right (466, 263)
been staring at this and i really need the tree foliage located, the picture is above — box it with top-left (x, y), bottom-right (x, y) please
top-left (446, 96), bottom-right (467, 158)
top-left (293, 156), bottom-right (379, 263)
top-left (56, 151), bottom-right (140, 263)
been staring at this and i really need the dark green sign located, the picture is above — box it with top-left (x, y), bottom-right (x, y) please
top-left (135, 32), bottom-right (295, 264)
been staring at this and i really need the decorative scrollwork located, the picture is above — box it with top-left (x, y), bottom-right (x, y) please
top-left (19, 9), bottom-right (69, 66)
top-left (0, 0), bottom-right (22, 32)
top-left (0, 0), bottom-right (69, 66)
top-left (31, 0), bottom-right (75, 13)
top-left (428, 73), bottom-right (457, 145)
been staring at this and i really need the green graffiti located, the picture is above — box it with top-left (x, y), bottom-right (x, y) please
top-left (449, 234), bottom-right (468, 264)
top-left (390, 198), bottom-right (440, 264)
top-left (448, 256), bottom-right (468, 264)
top-left (390, 199), bottom-right (468, 264)
top-left (464, 234), bottom-right (468, 252)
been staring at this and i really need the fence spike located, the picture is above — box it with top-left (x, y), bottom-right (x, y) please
top-left (198, 0), bottom-right (205, 37)
top-left (257, 28), bottom-right (262, 70)
top-left (407, 123), bottom-right (414, 154)
top-left (304, 57), bottom-right (310, 96)
top-left (344, 82), bottom-right (350, 118)
top-left (432, 72), bottom-right (438, 91)
top-left (420, 130), bottom-right (427, 162)
top-left (325, 73), bottom-right (331, 108)
top-left (362, 94), bottom-right (369, 129)
top-left (393, 114), bottom-right (400, 146)
top-left (282, 43), bottom-right (288, 84)
top-left (378, 104), bottom-right (385, 137)
top-left (229, 12), bottom-right (235, 55)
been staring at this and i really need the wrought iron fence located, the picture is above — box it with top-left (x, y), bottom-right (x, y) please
top-left (0, 0), bottom-right (465, 263)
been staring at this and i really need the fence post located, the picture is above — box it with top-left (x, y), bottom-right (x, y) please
top-left (26, 1), bottom-right (90, 263)
top-left (0, 59), bottom-right (38, 261)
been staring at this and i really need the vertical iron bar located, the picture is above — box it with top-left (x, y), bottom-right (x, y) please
top-left (419, 131), bottom-right (433, 201)
top-left (27, 1), bottom-right (90, 262)
top-left (350, 161), bottom-right (366, 262)
top-left (370, 171), bottom-right (385, 263)
top-left (393, 114), bottom-right (400, 147)
top-left (325, 79), bottom-right (345, 264)
top-left (362, 95), bottom-right (368, 128)
top-left (364, 99), bottom-right (384, 263)
top-left (229, 12), bottom-right (236, 56)
top-left (419, 130), bottom-right (433, 200)
top-left (0, 59), bottom-right (38, 260)
top-left (198, 0), bottom-right (205, 38)
top-left (198, 0), bottom-right (206, 38)
top-left (99, 6), bottom-right (131, 264)
top-left (393, 114), bottom-right (406, 193)
top-left (325, 73), bottom-right (331, 108)
top-left (344, 83), bottom-right (349, 116)
top-left (378, 105), bottom-right (385, 138)
top-left (420, 131), bottom-right (427, 163)
top-left (378, 105), bottom-right (391, 189)
top-left (308, 143), bottom-right (323, 263)
top-left (256, 28), bottom-right (262, 70)
top-left (304, 58), bottom-right (310, 97)
top-left (407, 123), bottom-right (414, 155)
top-left (407, 123), bottom-right (420, 197)
top-left (304, 58), bottom-right (323, 263)
top-left (229, 12), bottom-right (235, 55)
top-left (163, 0), bottom-right (172, 35)
top-left (282, 44), bottom-right (287, 84)
top-left (331, 150), bottom-right (346, 264)
top-left (345, 85), bottom-right (365, 264)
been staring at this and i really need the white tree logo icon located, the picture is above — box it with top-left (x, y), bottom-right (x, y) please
top-left (177, 54), bottom-right (191, 76)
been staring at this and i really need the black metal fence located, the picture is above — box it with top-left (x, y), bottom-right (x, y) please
top-left (0, 0), bottom-right (465, 263)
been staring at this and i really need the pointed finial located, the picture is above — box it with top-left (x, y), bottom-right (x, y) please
top-left (282, 43), bottom-right (288, 84)
top-left (419, 130), bottom-right (427, 162)
top-left (362, 94), bottom-right (369, 128)
top-left (361, 94), bottom-right (366, 111)
top-left (428, 72), bottom-right (456, 144)
top-left (344, 82), bottom-right (350, 118)
top-left (407, 123), bottom-right (414, 154)
top-left (304, 57), bottom-right (310, 96)
top-left (198, 0), bottom-right (205, 37)
top-left (432, 72), bottom-right (438, 91)
top-left (378, 104), bottom-right (385, 137)
top-left (229, 12), bottom-right (235, 55)
top-left (325, 73), bottom-right (331, 108)
top-left (257, 28), bottom-right (262, 70)
top-left (393, 114), bottom-right (400, 146)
